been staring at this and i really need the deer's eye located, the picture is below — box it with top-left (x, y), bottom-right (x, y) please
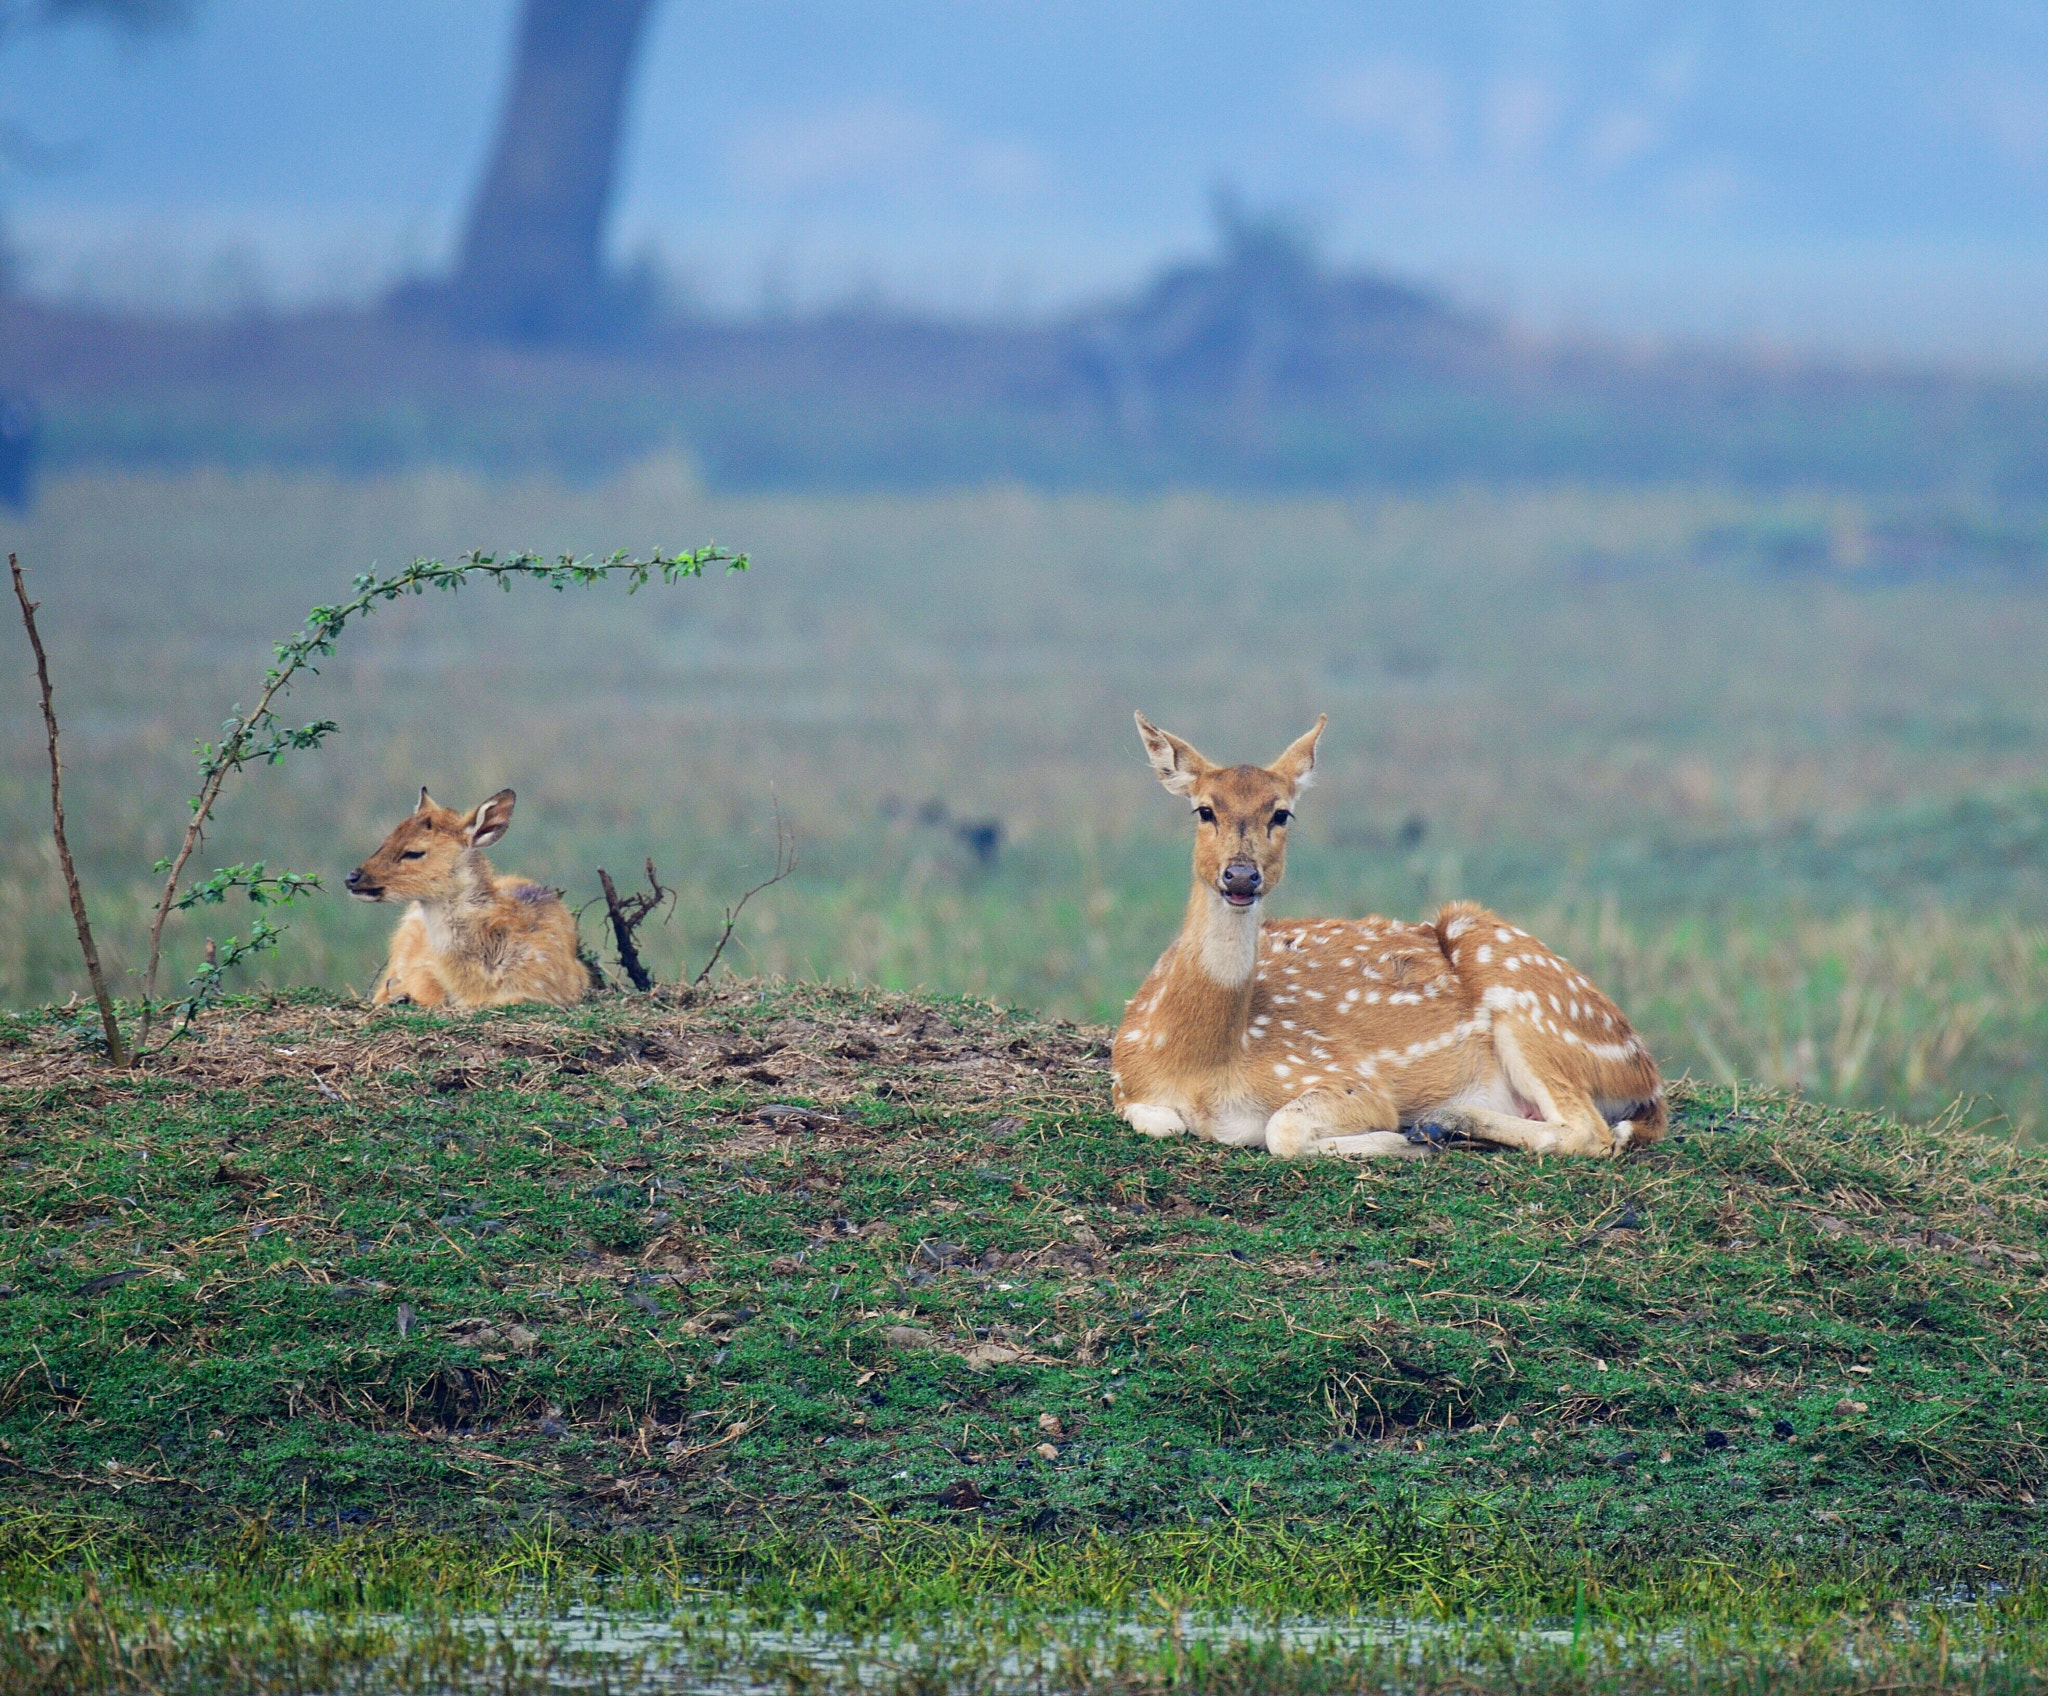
top-left (1195, 806), bottom-right (1217, 824)
top-left (400, 849), bottom-right (427, 861)
top-left (1271, 809), bottom-right (1292, 829)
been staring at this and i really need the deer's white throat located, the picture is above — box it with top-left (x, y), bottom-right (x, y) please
top-left (1195, 887), bottom-right (1261, 986)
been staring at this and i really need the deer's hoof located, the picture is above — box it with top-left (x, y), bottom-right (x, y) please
top-left (1122, 1103), bottom-right (1188, 1139)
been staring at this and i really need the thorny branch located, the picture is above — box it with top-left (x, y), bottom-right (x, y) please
top-left (694, 801), bottom-right (798, 987)
top-left (10, 554), bottom-right (127, 1064)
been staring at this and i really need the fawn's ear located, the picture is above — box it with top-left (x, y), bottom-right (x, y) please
top-left (1135, 711), bottom-right (1213, 798)
top-left (464, 789), bottom-right (516, 849)
top-left (1268, 715), bottom-right (1327, 793)
top-left (416, 787), bottom-right (436, 816)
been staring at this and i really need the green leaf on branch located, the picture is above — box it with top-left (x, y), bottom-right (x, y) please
top-left (171, 864), bottom-right (322, 913)
top-left (199, 547), bottom-right (746, 809)
top-left (165, 918), bottom-right (290, 1039)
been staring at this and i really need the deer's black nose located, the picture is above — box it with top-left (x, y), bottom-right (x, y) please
top-left (1220, 861), bottom-right (1262, 904)
top-left (345, 868), bottom-right (364, 891)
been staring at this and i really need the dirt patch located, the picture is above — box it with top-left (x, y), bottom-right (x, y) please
top-left (0, 982), bottom-right (1113, 1118)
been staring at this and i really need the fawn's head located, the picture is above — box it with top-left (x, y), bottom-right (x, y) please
top-left (1135, 712), bottom-right (1325, 908)
top-left (345, 788), bottom-right (516, 904)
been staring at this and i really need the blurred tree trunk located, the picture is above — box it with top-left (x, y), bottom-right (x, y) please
top-left (446, 0), bottom-right (656, 341)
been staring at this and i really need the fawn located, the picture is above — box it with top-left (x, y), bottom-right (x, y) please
top-left (345, 788), bottom-right (588, 1009)
top-left (1111, 713), bottom-right (1665, 1159)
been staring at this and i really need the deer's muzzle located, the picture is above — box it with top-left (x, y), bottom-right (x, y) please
top-left (1219, 860), bottom-right (1263, 906)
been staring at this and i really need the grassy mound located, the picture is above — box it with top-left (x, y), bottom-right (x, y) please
top-left (2, 984), bottom-right (2044, 1607)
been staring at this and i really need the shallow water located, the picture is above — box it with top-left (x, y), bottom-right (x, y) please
top-left (282, 1603), bottom-right (1471, 1693)
top-left (95, 1597), bottom-right (1995, 1695)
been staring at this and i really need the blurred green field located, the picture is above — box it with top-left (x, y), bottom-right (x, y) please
top-left (2, 466), bottom-right (2044, 1132)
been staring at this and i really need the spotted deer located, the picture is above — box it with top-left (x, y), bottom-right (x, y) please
top-left (345, 788), bottom-right (588, 1009)
top-left (1111, 714), bottom-right (1664, 1159)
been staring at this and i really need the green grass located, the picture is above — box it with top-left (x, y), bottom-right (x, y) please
top-left (4, 987), bottom-right (2044, 1566)
top-left (4, 985), bottom-right (2048, 1687)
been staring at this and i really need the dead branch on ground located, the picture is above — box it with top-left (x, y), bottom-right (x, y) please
top-left (597, 857), bottom-right (674, 992)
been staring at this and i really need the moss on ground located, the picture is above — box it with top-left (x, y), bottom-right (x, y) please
top-left (1, 984), bottom-right (2044, 1604)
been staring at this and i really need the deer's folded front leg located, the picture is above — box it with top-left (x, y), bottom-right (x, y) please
top-left (1264, 1087), bottom-right (1424, 1160)
top-left (371, 908), bottom-right (447, 1006)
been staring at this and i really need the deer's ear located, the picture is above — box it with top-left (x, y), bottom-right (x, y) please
top-left (416, 787), bottom-right (435, 816)
top-left (1269, 715), bottom-right (1327, 792)
top-left (1135, 711), bottom-right (1212, 797)
top-left (464, 789), bottom-right (516, 849)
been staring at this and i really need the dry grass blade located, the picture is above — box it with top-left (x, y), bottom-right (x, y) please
top-left (694, 801), bottom-right (797, 987)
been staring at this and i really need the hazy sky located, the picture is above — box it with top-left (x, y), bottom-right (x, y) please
top-left (5, 0), bottom-right (2048, 361)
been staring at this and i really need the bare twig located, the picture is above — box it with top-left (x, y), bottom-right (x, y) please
top-left (10, 555), bottom-right (127, 1065)
top-left (694, 802), bottom-right (797, 987)
top-left (598, 856), bottom-right (673, 992)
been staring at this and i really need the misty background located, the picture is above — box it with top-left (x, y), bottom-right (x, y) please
top-left (5, 0), bottom-right (2048, 358)
top-left (1, 1), bottom-right (2045, 1138)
